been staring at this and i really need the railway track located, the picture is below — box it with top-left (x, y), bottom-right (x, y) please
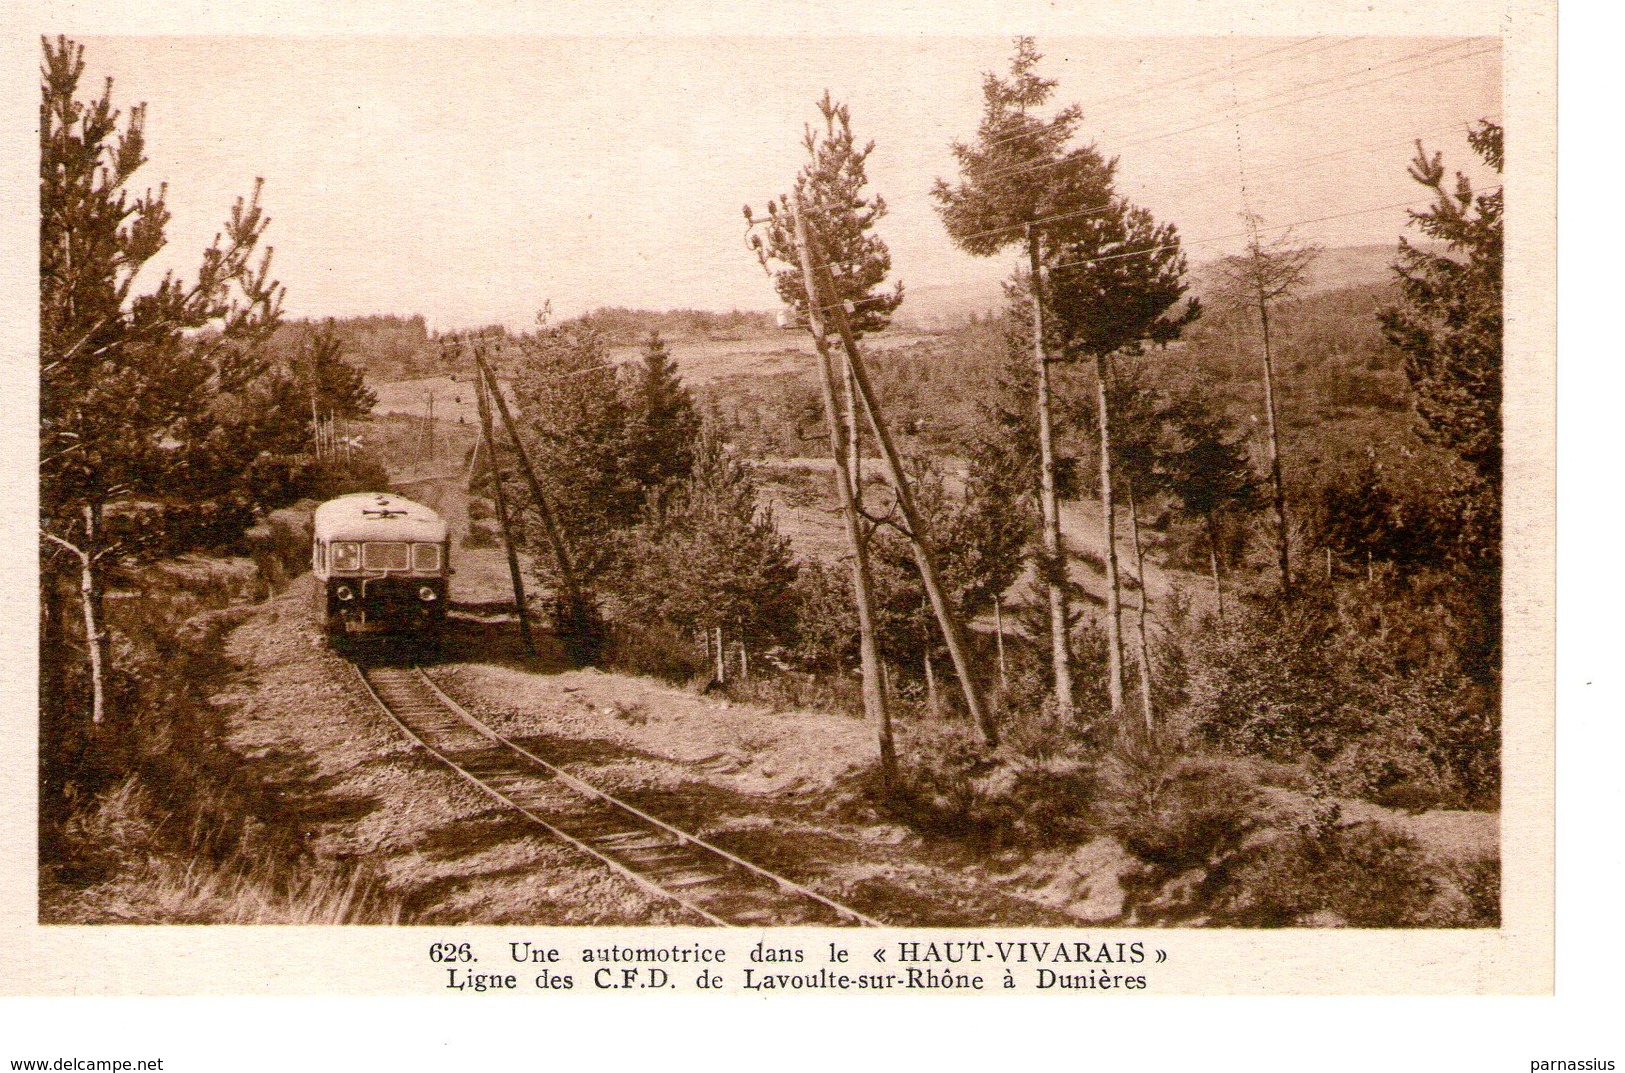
top-left (355, 662), bottom-right (880, 927)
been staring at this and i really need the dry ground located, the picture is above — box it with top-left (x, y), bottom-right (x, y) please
top-left (216, 576), bottom-right (1078, 925)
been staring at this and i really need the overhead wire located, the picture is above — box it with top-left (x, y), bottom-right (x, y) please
top-left (1113, 42), bottom-right (1498, 155)
top-left (745, 39), bottom-right (1500, 314)
top-left (779, 40), bottom-right (1497, 264)
top-left (789, 118), bottom-right (1498, 279)
top-left (1044, 195), bottom-right (1435, 274)
top-left (941, 37), bottom-right (1349, 163)
top-left (963, 39), bottom-right (1494, 194)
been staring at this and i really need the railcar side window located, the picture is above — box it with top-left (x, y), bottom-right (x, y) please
top-left (412, 543), bottom-right (441, 571)
top-left (331, 542), bottom-right (360, 571)
top-left (363, 542), bottom-right (410, 571)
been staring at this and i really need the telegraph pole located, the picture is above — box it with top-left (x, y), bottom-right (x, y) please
top-left (790, 204), bottom-right (895, 784)
top-left (425, 391), bottom-right (436, 472)
top-left (475, 364), bottom-right (535, 657)
top-left (801, 204), bottom-right (995, 746)
top-left (473, 350), bottom-right (594, 664)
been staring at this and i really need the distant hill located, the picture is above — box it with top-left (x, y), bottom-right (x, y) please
top-left (570, 307), bottom-right (780, 346)
top-left (892, 245), bottom-right (1402, 330)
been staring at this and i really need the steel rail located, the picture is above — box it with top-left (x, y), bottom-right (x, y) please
top-left (352, 663), bottom-right (731, 925)
top-left (353, 662), bottom-right (880, 927)
top-left (411, 667), bottom-right (882, 927)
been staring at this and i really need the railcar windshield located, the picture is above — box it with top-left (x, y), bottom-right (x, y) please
top-left (412, 543), bottom-right (441, 571)
top-left (331, 542), bottom-right (360, 571)
top-left (363, 542), bottom-right (410, 571)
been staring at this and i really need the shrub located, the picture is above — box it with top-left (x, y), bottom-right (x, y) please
top-left (875, 723), bottom-right (1099, 848)
top-left (1212, 812), bottom-right (1445, 927)
top-left (1183, 592), bottom-right (1498, 809)
top-left (462, 523), bottom-right (498, 549)
top-left (1094, 737), bottom-right (1261, 872)
top-left (605, 622), bottom-right (708, 685)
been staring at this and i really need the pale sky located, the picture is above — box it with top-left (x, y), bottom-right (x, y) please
top-left (76, 35), bottom-right (1501, 330)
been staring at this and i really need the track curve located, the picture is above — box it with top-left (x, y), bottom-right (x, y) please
top-left (355, 662), bottom-right (880, 927)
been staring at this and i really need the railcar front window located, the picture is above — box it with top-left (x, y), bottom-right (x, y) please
top-left (412, 543), bottom-right (441, 571)
top-left (331, 542), bottom-right (360, 571)
top-left (363, 542), bottom-right (410, 571)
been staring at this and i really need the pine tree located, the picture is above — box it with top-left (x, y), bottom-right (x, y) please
top-left (1377, 120), bottom-right (1503, 693)
top-left (615, 426), bottom-right (800, 654)
top-left (1045, 187), bottom-right (1199, 722)
top-left (509, 320), bottom-right (635, 589)
top-left (1379, 121), bottom-right (1503, 497)
top-left (303, 318), bottom-right (377, 421)
top-left (626, 330), bottom-right (700, 494)
top-left (40, 36), bottom-right (283, 724)
top-left (931, 36), bottom-right (1117, 719)
top-left (1154, 393), bottom-right (1260, 625)
top-left (760, 91), bottom-right (903, 338)
top-left (749, 93), bottom-right (910, 769)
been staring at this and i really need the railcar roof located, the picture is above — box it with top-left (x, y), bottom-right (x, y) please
top-left (313, 492), bottom-right (449, 543)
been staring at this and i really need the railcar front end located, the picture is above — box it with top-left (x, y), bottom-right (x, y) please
top-left (312, 493), bottom-right (450, 646)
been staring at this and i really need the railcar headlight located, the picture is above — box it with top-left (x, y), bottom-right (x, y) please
top-left (335, 585), bottom-right (355, 602)
top-left (418, 586), bottom-right (437, 602)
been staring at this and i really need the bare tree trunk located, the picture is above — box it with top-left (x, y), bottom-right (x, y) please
top-left (1093, 353), bottom-right (1125, 721)
top-left (1028, 229), bottom-right (1075, 720)
top-left (80, 505), bottom-right (107, 725)
top-left (1257, 297), bottom-right (1292, 598)
top-left (923, 648), bottom-right (938, 716)
top-left (792, 206), bottom-right (895, 784)
top-left (1126, 480), bottom-right (1155, 733)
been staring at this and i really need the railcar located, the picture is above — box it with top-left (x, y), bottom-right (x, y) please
top-left (312, 492), bottom-right (450, 647)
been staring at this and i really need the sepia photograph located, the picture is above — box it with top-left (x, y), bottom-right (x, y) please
top-left (32, 29), bottom-right (1513, 933)
top-left (1, 0), bottom-right (1578, 1034)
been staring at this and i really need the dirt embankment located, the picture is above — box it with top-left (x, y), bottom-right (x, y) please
top-left (220, 578), bottom-right (689, 924)
top-left (216, 576), bottom-right (1077, 926)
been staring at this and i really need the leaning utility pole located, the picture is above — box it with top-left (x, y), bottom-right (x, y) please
top-left (788, 205), bottom-right (895, 784)
top-left (472, 347), bottom-right (596, 663)
top-left (1027, 224), bottom-right (1076, 721)
top-left (800, 203), bottom-right (996, 746)
top-left (474, 363), bottom-right (535, 657)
